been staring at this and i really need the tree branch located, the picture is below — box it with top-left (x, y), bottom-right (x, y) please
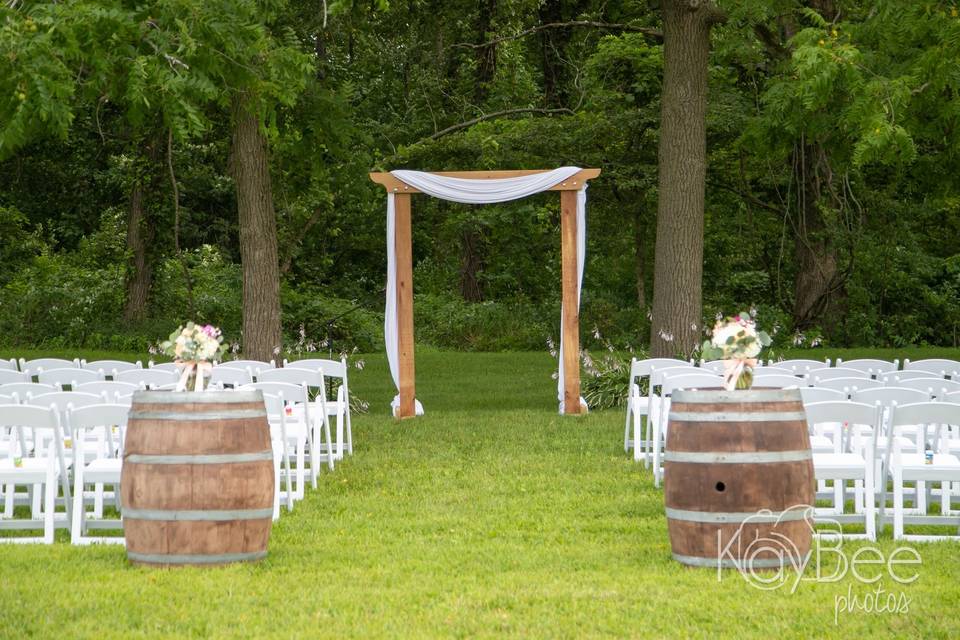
top-left (450, 21), bottom-right (662, 50)
top-left (422, 107), bottom-right (574, 143)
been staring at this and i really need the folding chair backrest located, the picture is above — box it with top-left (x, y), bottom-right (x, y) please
top-left (799, 387), bottom-right (846, 403)
top-left (285, 358), bottom-right (347, 380)
top-left (902, 359), bottom-right (960, 377)
top-left (0, 382), bottom-right (57, 398)
top-left (945, 390), bottom-right (960, 404)
top-left (649, 365), bottom-right (701, 388)
top-left (0, 358), bottom-right (17, 371)
top-left (66, 403), bottom-right (130, 452)
top-left (257, 368), bottom-right (324, 389)
top-left (752, 374), bottom-right (805, 389)
top-left (210, 366), bottom-right (253, 388)
top-left (812, 376), bottom-right (883, 392)
top-left (146, 362), bottom-right (180, 373)
top-left (37, 367), bottom-right (104, 388)
top-left (804, 400), bottom-right (882, 455)
top-left (27, 391), bottom-right (104, 414)
top-left (74, 380), bottom-right (141, 399)
top-left (660, 372), bottom-right (721, 395)
top-left (889, 377), bottom-right (960, 397)
top-left (880, 371), bottom-right (943, 384)
top-left (808, 367), bottom-right (870, 381)
top-left (697, 360), bottom-right (728, 375)
top-left (114, 368), bottom-right (179, 387)
top-left (19, 358), bottom-right (80, 376)
top-left (81, 359), bottom-right (142, 376)
top-left (835, 358), bottom-right (899, 375)
top-left (216, 359), bottom-right (276, 373)
top-left (773, 359), bottom-right (831, 375)
top-left (0, 369), bottom-right (28, 384)
top-left (242, 382), bottom-right (309, 405)
top-left (634, 358), bottom-right (690, 379)
top-left (887, 402), bottom-right (960, 453)
top-left (0, 393), bottom-right (12, 403)
top-left (851, 387), bottom-right (930, 407)
top-left (752, 366), bottom-right (795, 377)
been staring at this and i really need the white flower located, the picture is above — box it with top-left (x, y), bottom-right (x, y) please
top-left (658, 329), bottom-right (674, 343)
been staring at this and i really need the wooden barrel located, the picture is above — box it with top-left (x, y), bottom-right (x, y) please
top-left (663, 388), bottom-right (815, 569)
top-left (121, 390), bottom-right (274, 567)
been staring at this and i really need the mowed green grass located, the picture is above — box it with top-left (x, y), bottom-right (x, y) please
top-left (1, 350), bottom-right (960, 638)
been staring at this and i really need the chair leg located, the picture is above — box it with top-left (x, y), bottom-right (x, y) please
top-left (71, 473), bottom-right (83, 545)
top-left (624, 405), bottom-right (632, 453)
top-left (272, 446), bottom-right (281, 521)
top-left (893, 469), bottom-right (904, 540)
top-left (865, 473), bottom-right (875, 541)
top-left (43, 476), bottom-right (56, 545)
top-left (833, 480), bottom-right (844, 515)
top-left (854, 479), bottom-right (863, 515)
top-left (2, 484), bottom-right (12, 518)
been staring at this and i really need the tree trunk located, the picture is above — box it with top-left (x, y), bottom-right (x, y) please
top-left (231, 92), bottom-right (283, 361)
top-left (792, 143), bottom-right (839, 329)
top-left (649, 0), bottom-right (725, 357)
top-left (459, 224), bottom-right (484, 302)
top-left (123, 141), bottom-right (160, 323)
top-left (473, 0), bottom-right (498, 103)
top-left (634, 205), bottom-right (646, 309)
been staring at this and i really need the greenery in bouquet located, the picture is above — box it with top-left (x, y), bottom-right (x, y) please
top-left (160, 322), bottom-right (227, 363)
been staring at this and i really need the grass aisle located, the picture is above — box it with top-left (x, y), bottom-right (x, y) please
top-left (1, 351), bottom-right (959, 638)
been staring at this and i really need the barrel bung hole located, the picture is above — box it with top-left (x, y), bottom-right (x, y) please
top-left (715, 481), bottom-right (726, 492)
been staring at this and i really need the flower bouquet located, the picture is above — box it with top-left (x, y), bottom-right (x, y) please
top-left (701, 312), bottom-right (772, 391)
top-left (160, 322), bottom-right (227, 392)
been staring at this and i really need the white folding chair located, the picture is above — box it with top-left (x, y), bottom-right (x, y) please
top-left (146, 361), bottom-right (180, 373)
top-left (81, 359), bottom-right (142, 379)
top-left (261, 393), bottom-right (295, 519)
top-left (884, 402), bottom-right (960, 541)
top-left (261, 366), bottom-right (345, 462)
top-left (811, 376), bottom-right (882, 395)
top-left (652, 371), bottom-right (721, 487)
top-left (623, 358), bottom-right (690, 459)
top-left (805, 401), bottom-right (880, 540)
top-left (835, 358), bottom-right (899, 378)
top-left (0, 405), bottom-right (72, 544)
top-left (889, 377), bottom-right (960, 399)
top-left (67, 404), bottom-right (127, 545)
top-left (751, 366), bottom-right (796, 377)
top-left (38, 367), bottom-right (104, 389)
top-left (216, 359), bottom-right (277, 380)
top-left (0, 358), bottom-right (17, 371)
top-left (19, 358), bottom-right (80, 378)
top-left (808, 367), bottom-right (870, 381)
top-left (114, 368), bottom-right (178, 389)
top-left (0, 382), bottom-right (57, 399)
top-left (697, 360), bottom-right (727, 374)
top-left (799, 387), bottom-right (846, 404)
top-left (902, 358), bottom-right (960, 378)
top-left (285, 357), bottom-right (353, 458)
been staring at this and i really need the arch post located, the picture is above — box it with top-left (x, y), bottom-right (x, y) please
top-left (560, 190), bottom-right (582, 415)
top-left (394, 192), bottom-right (416, 418)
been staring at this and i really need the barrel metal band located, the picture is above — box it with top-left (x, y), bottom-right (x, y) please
top-left (671, 389), bottom-right (803, 404)
top-left (672, 552), bottom-right (809, 569)
top-left (129, 410), bottom-right (267, 421)
top-left (669, 411), bottom-right (807, 422)
top-left (132, 390), bottom-right (264, 404)
top-left (125, 451), bottom-right (274, 465)
top-left (123, 508), bottom-right (273, 521)
top-left (664, 450), bottom-right (812, 464)
top-left (127, 550), bottom-right (267, 565)
top-left (665, 507), bottom-right (810, 524)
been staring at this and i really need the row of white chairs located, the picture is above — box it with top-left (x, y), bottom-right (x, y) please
top-left (0, 357), bottom-right (356, 545)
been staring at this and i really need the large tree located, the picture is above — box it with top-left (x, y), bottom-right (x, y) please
top-left (649, 0), bottom-right (725, 357)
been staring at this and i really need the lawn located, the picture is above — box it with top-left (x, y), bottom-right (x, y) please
top-left (1, 349), bottom-right (960, 638)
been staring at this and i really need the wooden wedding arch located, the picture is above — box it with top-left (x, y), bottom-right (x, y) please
top-left (370, 169), bottom-right (601, 418)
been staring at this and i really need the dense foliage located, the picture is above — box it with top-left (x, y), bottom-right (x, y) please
top-left (0, 0), bottom-right (958, 353)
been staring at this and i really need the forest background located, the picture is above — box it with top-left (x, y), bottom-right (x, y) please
top-left (1, 0), bottom-right (958, 360)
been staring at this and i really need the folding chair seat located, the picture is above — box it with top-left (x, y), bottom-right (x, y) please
top-left (652, 371), bottom-right (722, 487)
top-left (0, 405), bottom-right (72, 544)
top-left (805, 401), bottom-right (880, 540)
top-left (883, 402), bottom-right (960, 541)
top-left (623, 358), bottom-right (690, 460)
top-left (67, 404), bottom-right (127, 545)
top-left (284, 358), bottom-right (354, 459)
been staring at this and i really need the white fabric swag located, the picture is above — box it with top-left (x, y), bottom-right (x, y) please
top-left (384, 167), bottom-right (589, 415)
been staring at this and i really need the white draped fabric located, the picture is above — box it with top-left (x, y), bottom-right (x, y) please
top-left (384, 167), bottom-right (589, 415)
